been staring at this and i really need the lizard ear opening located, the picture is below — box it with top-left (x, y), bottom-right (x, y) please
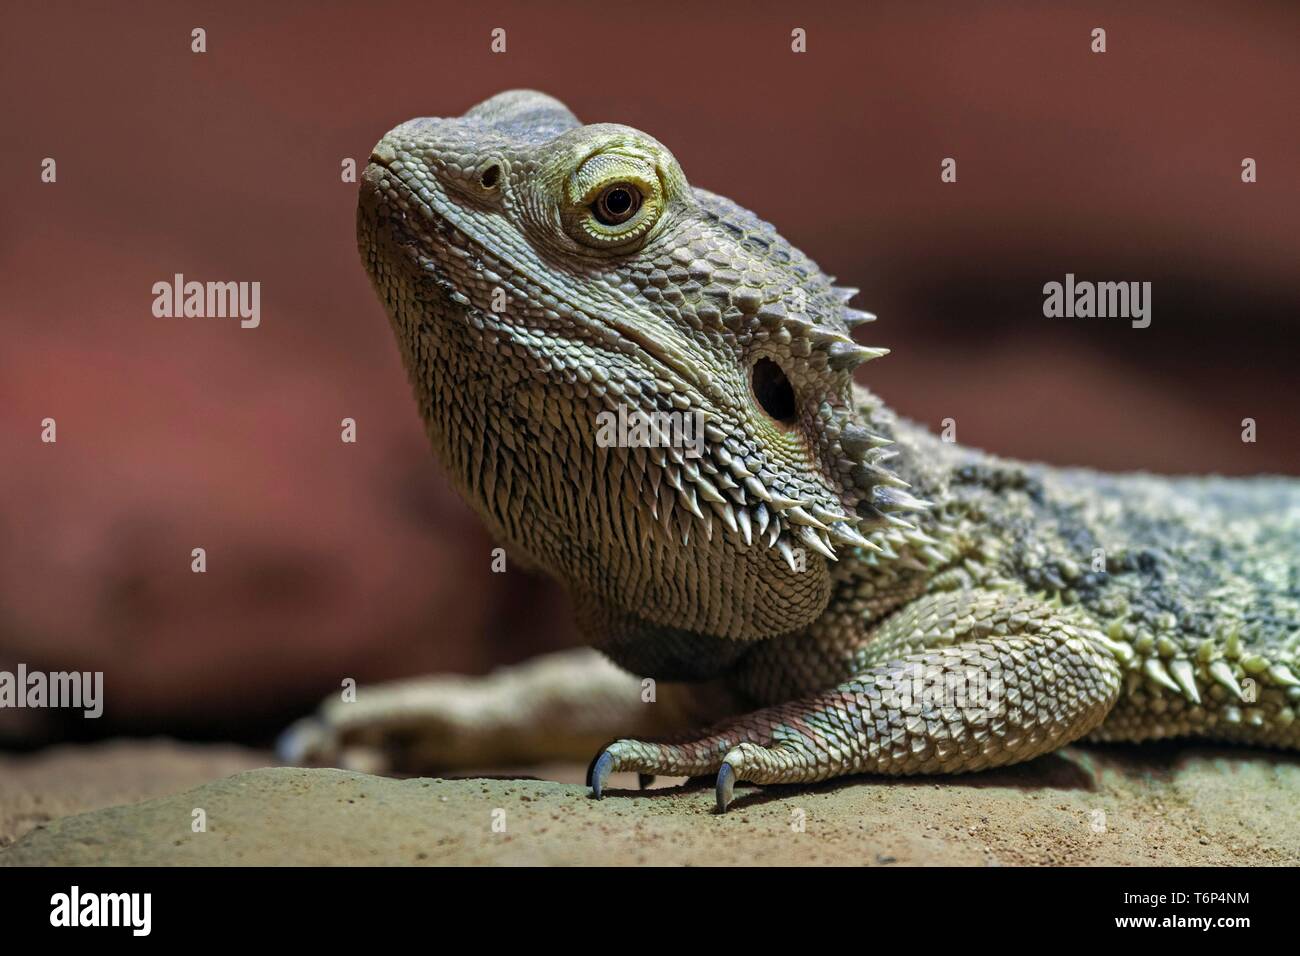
top-left (751, 358), bottom-right (798, 425)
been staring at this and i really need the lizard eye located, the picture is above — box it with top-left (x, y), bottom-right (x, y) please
top-left (563, 150), bottom-right (664, 250)
top-left (751, 358), bottom-right (798, 424)
top-left (592, 183), bottom-right (641, 225)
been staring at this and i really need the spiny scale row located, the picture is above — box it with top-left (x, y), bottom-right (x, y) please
top-left (734, 294), bottom-right (886, 371)
top-left (1095, 616), bottom-right (1300, 705)
top-left (601, 400), bottom-right (949, 572)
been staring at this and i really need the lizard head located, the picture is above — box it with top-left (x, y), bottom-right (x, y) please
top-left (358, 91), bottom-right (920, 672)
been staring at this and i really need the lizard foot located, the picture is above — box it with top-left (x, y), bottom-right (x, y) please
top-left (276, 661), bottom-right (604, 774)
top-left (587, 712), bottom-right (807, 807)
top-left (278, 649), bottom-right (695, 774)
top-left (589, 737), bottom-right (734, 800)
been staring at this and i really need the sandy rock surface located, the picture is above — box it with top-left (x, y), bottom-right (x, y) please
top-left (1, 740), bottom-right (1296, 865)
top-left (0, 740), bottom-right (269, 849)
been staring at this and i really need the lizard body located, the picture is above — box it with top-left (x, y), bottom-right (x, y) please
top-left (334, 91), bottom-right (1299, 809)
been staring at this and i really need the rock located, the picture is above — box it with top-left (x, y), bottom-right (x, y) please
top-left (0, 739), bottom-right (267, 849)
top-left (2, 741), bottom-right (1297, 865)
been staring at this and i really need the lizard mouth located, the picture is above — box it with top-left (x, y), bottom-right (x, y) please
top-left (359, 159), bottom-right (488, 309)
top-left (360, 158), bottom-right (455, 245)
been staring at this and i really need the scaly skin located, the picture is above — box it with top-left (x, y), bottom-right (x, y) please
top-left (323, 90), bottom-right (1299, 810)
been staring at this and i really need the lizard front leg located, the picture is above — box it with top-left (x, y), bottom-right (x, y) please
top-left (590, 590), bottom-right (1126, 810)
top-left (279, 647), bottom-right (734, 774)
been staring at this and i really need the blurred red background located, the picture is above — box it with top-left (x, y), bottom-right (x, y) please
top-left (2, 1), bottom-right (1296, 743)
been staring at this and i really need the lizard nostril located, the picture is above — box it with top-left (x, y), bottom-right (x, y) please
top-left (479, 164), bottom-right (501, 189)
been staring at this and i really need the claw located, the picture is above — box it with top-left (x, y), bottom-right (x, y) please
top-left (275, 717), bottom-right (325, 765)
top-left (589, 749), bottom-right (615, 799)
top-left (716, 761), bottom-right (736, 812)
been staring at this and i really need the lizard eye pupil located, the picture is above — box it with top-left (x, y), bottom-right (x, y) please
top-left (593, 184), bottom-right (641, 225)
top-left (752, 358), bottom-right (797, 424)
top-left (604, 189), bottom-right (632, 215)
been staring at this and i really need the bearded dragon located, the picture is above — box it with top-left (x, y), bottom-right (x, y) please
top-left (281, 90), bottom-right (1300, 811)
